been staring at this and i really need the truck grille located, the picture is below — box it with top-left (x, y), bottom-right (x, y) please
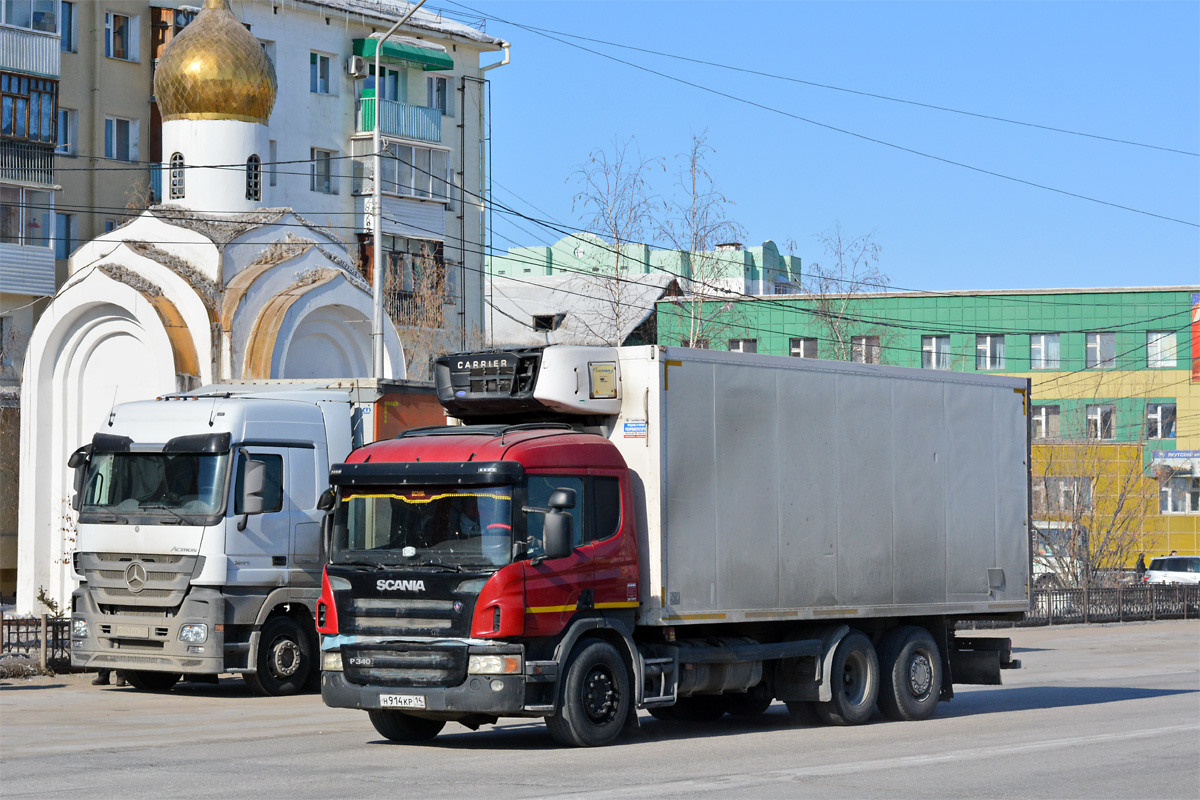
top-left (342, 597), bottom-right (463, 637)
top-left (342, 643), bottom-right (467, 688)
top-left (77, 552), bottom-right (201, 612)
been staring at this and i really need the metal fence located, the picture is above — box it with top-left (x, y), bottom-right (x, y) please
top-left (0, 614), bottom-right (71, 668)
top-left (975, 585), bottom-right (1200, 628)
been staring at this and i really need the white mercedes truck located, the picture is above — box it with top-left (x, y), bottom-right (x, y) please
top-left (67, 380), bottom-right (441, 695)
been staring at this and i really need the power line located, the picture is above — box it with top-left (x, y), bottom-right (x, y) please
top-left (451, 1), bottom-right (1199, 228)
top-left (481, 15), bottom-right (1198, 158)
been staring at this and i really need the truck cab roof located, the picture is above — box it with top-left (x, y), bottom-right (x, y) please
top-left (348, 424), bottom-right (627, 472)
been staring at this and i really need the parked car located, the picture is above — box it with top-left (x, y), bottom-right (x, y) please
top-left (1143, 556), bottom-right (1200, 585)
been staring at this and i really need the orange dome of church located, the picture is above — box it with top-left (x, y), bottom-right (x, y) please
top-left (154, 0), bottom-right (277, 124)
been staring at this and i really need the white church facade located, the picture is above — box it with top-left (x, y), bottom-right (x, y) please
top-left (16, 0), bottom-right (407, 613)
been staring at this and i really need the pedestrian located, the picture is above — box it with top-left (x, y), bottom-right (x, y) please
top-left (1169, 549), bottom-right (1178, 556)
top-left (91, 669), bottom-right (127, 687)
top-left (1135, 553), bottom-right (1147, 580)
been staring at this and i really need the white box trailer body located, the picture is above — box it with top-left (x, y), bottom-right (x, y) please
top-left (600, 346), bottom-right (1031, 626)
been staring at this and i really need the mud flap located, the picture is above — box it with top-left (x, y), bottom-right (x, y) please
top-left (950, 637), bottom-right (1021, 686)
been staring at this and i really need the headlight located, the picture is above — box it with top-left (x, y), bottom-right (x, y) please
top-left (178, 624), bottom-right (208, 643)
top-left (468, 654), bottom-right (522, 675)
top-left (72, 619), bottom-right (89, 639)
top-left (322, 651), bottom-right (343, 672)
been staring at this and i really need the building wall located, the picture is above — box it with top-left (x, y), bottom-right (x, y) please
top-left (656, 287), bottom-right (1200, 562)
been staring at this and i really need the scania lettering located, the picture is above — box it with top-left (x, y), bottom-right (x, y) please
top-left (318, 346), bottom-right (1030, 745)
top-left (68, 380), bottom-right (441, 696)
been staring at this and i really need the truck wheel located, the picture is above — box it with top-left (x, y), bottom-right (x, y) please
top-left (367, 711), bottom-right (446, 742)
top-left (243, 616), bottom-right (313, 697)
top-left (546, 639), bottom-right (630, 747)
top-left (124, 671), bottom-right (181, 691)
top-left (877, 626), bottom-right (941, 722)
top-left (720, 683), bottom-right (773, 716)
top-left (814, 630), bottom-right (879, 726)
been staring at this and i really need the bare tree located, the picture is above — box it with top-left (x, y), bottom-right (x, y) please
top-left (799, 223), bottom-right (893, 362)
top-left (1032, 425), bottom-right (1157, 588)
top-left (658, 133), bottom-right (747, 349)
top-left (570, 138), bottom-right (661, 346)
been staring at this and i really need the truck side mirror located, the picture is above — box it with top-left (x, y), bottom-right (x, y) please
top-left (237, 458), bottom-right (266, 530)
top-left (317, 488), bottom-right (336, 511)
top-left (542, 510), bottom-right (573, 560)
top-left (69, 446), bottom-right (90, 511)
top-left (548, 487), bottom-right (576, 510)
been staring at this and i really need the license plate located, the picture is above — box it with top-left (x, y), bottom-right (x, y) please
top-left (113, 625), bottom-right (149, 639)
top-left (380, 694), bottom-right (426, 709)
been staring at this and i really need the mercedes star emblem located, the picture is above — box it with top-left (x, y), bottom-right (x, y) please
top-left (124, 562), bottom-right (148, 594)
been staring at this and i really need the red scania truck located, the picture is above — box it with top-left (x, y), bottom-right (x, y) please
top-left (316, 345), bottom-right (1030, 746)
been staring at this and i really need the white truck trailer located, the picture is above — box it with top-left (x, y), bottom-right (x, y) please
top-left (317, 346), bottom-right (1031, 745)
top-left (68, 380), bottom-right (441, 695)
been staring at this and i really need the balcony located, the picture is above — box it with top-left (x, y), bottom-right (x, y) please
top-left (1, 141), bottom-right (53, 186)
top-left (356, 99), bottom-right (441, 144)
top-left (0, 25), bottom-right (60, 77)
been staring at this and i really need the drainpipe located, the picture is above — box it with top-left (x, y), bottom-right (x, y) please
top-left (372, 0), bottom-right (425, 379)
top-left (473, 43), bottom-right (509, 348)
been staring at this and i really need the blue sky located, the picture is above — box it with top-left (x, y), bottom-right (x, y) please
top-left (461, 0), bottom-right (1198, 292)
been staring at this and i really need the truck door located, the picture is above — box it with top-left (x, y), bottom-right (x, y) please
top-left (523, 474), bottom-right (591, 637)
top-left (226, 448), bottom-right (290, 588)
top-left (288, 445), bottom-right (322, 588)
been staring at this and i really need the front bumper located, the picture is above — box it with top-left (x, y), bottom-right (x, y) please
top-left (69, 586), bottom-right (226, 674)
top-left (321, 641), bottom-right (540, 717)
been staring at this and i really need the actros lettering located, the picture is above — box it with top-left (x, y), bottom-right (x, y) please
top-left (376, 579), bottom-right (426, 592)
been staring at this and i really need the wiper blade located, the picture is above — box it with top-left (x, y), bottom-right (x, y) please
top-left (141, 503), bottom-right (189, 525)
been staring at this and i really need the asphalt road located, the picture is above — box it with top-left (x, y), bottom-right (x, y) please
top-left (2, 621), bottom-right (1197, 799)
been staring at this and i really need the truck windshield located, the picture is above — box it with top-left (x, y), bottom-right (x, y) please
top-left (333, 486), bottom-right (514, 569)
top-left (81, 452), bottom-right (230, 522)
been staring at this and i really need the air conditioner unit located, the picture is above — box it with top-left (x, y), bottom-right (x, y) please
top-left (346, 55), bottom-right (367, 77)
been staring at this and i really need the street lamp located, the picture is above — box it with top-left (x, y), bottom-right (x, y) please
top-left (372, 0), bottom-right (426, 379)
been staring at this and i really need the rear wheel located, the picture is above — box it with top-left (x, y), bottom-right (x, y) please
top-left (877, 626), bottom-right (941, 722)
top-left (367, 711), bottom-right (446, 742)
top-left (123, 671), bottom-right (181, 692)
top-left (546, 639), bottom-right (630, 747)
top-left (814, 630), bottom-right (879, 726)
top-left (243, 616), bottom-right (314, 697)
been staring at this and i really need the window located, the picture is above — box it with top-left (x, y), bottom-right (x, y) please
top-left (790, 337), bottom-right (817, 358)
top-left (268, 140), bottom-right (277, 187)
top-left (1031, 405), bottom-right (1060, 440)
top-left (523, 475), bottom-right (621, 552)
top-left (104, 116), bottom-right (138, 162)
top-left (105, 12), bottom-right (138, 61)
top-left (365, 65), bottom-right (405, 102)
top-left (310, 52), bottom-right (331, 94)
top-left (1147, 332), bottom-right (1177, 368)
top-left (55, 108), bottom-right (75, 154)
top-left (60, 2), bottom-right (76, 51)
top-left (921, 335), bottom-right (951, 369)
top-left (1146, 403), bottom-right (1176, 440)
top-left (103, 219), bottom-right (117, 233)
top-left (351, 139), bottom-right (451, 201)
top-left (234, 453), bottom-right (284, 515)
top-left (532, 314), bottom-right (565, 332)
top-left (1085, 404), bottom-right (1115, 440)
top-left (427, 75), bottom-right (453, 115)
top-left (169, 152), bottom-right (184, 199)
top-left (0, 186), bottom-right (51, 247)
top-left (851, 335), bottom-right (880, 364)
top-left (2, 0), bottom-right (57, 32)
top-left (1, 72), bottom-right (57, 143)
top-left (1033, 477), bottom-right (1093, 514)
top-left (1030, 333), bottom-right (1060, 370)
top-left (246, 154), bottom-right (261, 201)
top-left (1160, 477), bottom-right (1200, 514)
top-left (54, 212), bottom-right (74, 259)
top-left (976, 334), bottom-right (1005, 370)
top-left (310, 148), bottom-right (336, 194)
top-left (1085, 332), bottom-right (1115, 369)
top-left (729, 339), bottom-right (757, 354)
